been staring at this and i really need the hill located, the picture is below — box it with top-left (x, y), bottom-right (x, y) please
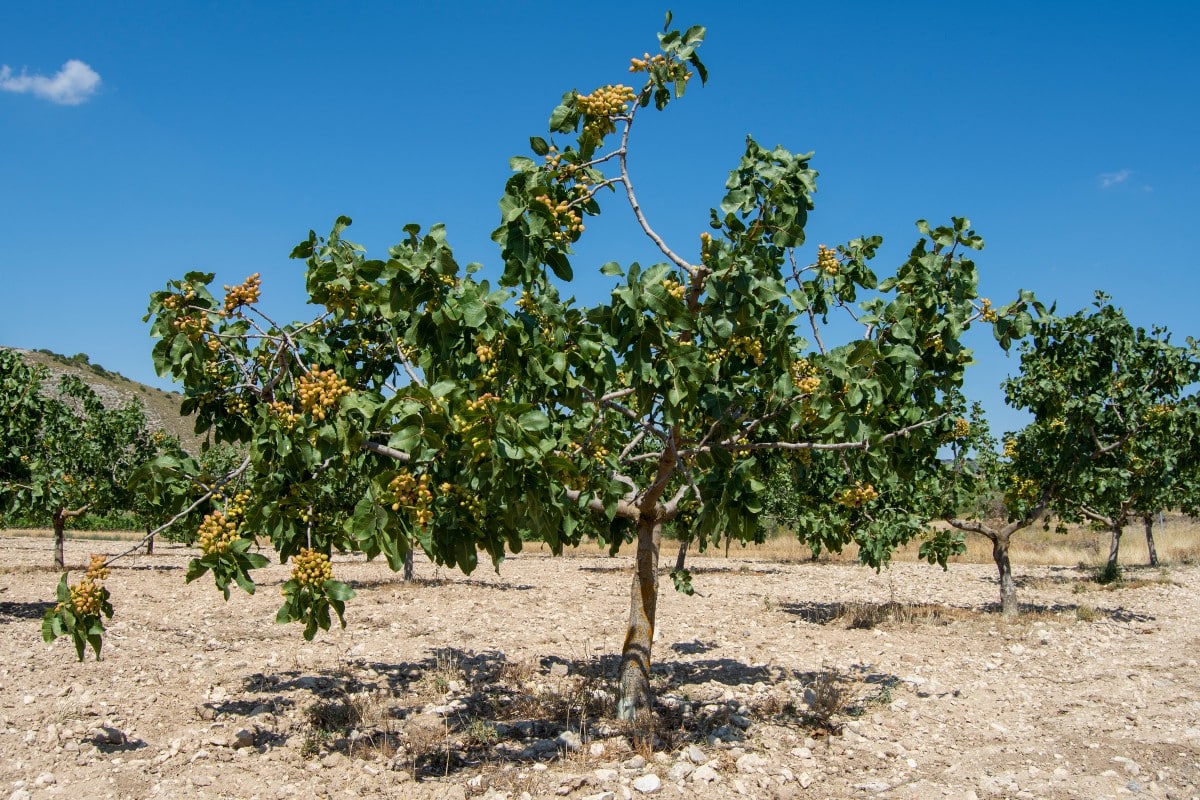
top-left (3, 346), bottom-right (203, 454)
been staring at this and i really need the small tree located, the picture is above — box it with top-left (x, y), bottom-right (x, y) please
top-left (937, 404), bottom-right (1051, 616)
top-left (1004, 294), bottom-right (1200, 580)
top-left (48, 22), bottom-right (1035, 717)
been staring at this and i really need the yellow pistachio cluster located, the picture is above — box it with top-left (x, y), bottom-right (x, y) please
top-left (628, 52), bottom-right (669, 72)
top-left (222, 273), bottom-right (261, 315)
top-left (224, 394), bottom-right (251, 417)
top-left (162, 286), bottom-right (197, 311)
top-left (296, 366), bottom-right (351, 421)
top-left (660, 278), bottom-right (686, 301)
top-left (1003, 438), bottom-right (1018, 459)
top-left (790, 359), bottom-right (821, 394)
top-left (268, 399), bottom-right (301, 430)
top-left (198, 510), bottom-right (240, 556)
top-left (816, 245), bottom-right (840, 276)
top-left (291, 547), bottom-right (333, 589)
top-left (1006, 475), bottom-right (1039, 503)
top-left (475, 342), bottom-right (495, 364)
top-left (67, 578), bottom-right (104, 616)
top-left (978, 298), bottom-right (998, 323)
top-left (532, 193), bottom-right (585, 246)
top-left (953, 418), bottom-right (971, 438)
top-left (835, 482), bottom-right (878, 508)
top-left (576, 85), bottom-right (637, 138)
top-left (387, 471), bottom-right (434, 527)
top-left (171, 312), bottom-right (212, 342)
top-left (86, 553), bottom-right (110, 582)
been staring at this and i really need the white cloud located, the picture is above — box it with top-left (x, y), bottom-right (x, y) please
top-left (0, 59), bottom-right (101, 105)
top-left (1098, 169), bottom-right (1131, 189)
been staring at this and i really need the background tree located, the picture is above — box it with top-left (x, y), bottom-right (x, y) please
top-left (1004, 295), bottom-right (1200, 580)
top-left (50, 21), bottom-right (1035, 719)
top-left (0, 349), bottom-right (160, 568)
top-left (935, 403), bottom-right (1052, 616)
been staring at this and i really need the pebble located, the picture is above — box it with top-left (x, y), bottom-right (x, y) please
top-left (686, 744), bottom-right (706, 764)
top-left (692, 765), bottom-right (719, 783)
top-left (556, 730), bottom-right (582, 752)
top-left (631, 774), bottom-right (661, 794)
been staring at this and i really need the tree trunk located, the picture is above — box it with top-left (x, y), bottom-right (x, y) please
top-left (145, 525), bottom-right (155, 555)
top-left (53, 510), bottom-right (66, 570)
top-left (1106, 523), bottom-right (1123, 574)
top-left (403, 548), bottom-right (414, 582)
top-left (617, 514), bottom-right (661, 721)
top-left (991, 534), bottom-right (1018, 617)
top-left (673, 535), bottom-right (689, 573)
top-left (1143, 514), bottom-right (1158, 567)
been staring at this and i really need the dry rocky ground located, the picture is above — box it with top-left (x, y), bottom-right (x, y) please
top-left (1, 534), bottom-right (1198, 800)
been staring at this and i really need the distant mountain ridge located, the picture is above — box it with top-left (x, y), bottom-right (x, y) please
top-left (4, 346), bottom-right (203, 454)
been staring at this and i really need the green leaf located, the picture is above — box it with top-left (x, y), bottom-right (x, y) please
top-left (529, 137), bottom-right (550, 156)
top-left (324, 580), bottom-right (356, 602)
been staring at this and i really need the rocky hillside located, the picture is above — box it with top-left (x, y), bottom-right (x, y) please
top-left (5, 347), bottom-right (203, 454)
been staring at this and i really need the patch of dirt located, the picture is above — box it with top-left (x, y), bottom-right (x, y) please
top-left (1, 534), bottom-right (1198, 799)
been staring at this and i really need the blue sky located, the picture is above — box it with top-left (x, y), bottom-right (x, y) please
top-left (2, 2), bottom-right (1197, 437)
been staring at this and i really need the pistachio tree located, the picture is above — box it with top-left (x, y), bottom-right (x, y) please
top-left (0, 348), bottom-right (159, 568)
top-left (44, 21), bottom-right (1034, 715)
top-left (934, 404), bottom-right (1053, 615)
top-left (1004, 295), bottom-right (1200, 579)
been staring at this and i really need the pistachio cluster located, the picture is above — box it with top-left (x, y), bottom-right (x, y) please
top-left (475, 342), bottom-right (495, 364)
top-left (223, 273), bottom-right (262, 314)
top-left (225, 489), bottom-right (252, 522)
top-left (198, 510), bottom-right (240, 555)
top-left (978, 298), bottom-right (998, 323)
top-left (816, 245), bottom-right (840, 276)
top-left (161, 286), bottom-right (197, 311)
top-left (66, 578), bottom-right (105, 616)
top-left (532, 193), bottom-right (585, 246)
top-left (224, 394), bottom-right (251, 417)
top-left (1003, 438), bottom-right (1018, 459)
top-left (660, 277), bottom-right (686, 301)
top-left (835, 482), bottom-right (879, 508)
top-left (576, 84), bottom-right (637, 138)
top-left (1006, 475), bottom-right (1039, 503)
top-left (296, 367), bottom-right (351, 421)
top-left (86, 553), bottom-right (110, 582)
top-left (465, 392), bottom-right (500, 413)
top-left (440, 481), bottom-right (484, 520)
top-left (171, 312), bottom-right (212, 342)
top-left (387, 471), bottom-right (434, 527)
top-left (952, 418), bottom-right (971, 438)
top-left (628, 52), bottom-right (669, 72)
top-left (291, 547), bottom-right (333, 589)
top-left (268, 399), bottom-right (301, 430)
top-left (790, 359), bottom-right (821, 395)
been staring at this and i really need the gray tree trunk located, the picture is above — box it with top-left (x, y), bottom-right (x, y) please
top-left (53, 510), bottom-right (66, 570)
top-left (617, 514), bottom-right (661, 721)
top-left (403, 548), bottom-right (414, 582)
top-left (992, 534), bottom-right (1018, 617)
top-left (1106, 523), bottom-right (1123, 574)
top-left (1143, 514), bottom-right (1159, 567)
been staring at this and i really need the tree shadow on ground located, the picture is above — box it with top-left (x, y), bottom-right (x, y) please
top-left (0, 600), bottom-right (54, 621)
top-left (782, 598), bottom-right (1153, 626)
top-left (215, 645), bottom-right (856, 780)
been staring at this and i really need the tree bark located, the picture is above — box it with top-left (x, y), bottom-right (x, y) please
top-left (145, 525), bottom-right (155, 555)
top-left (403, 548), bottom-right (414, 582)
top-left (1106, 523), bottom-right (1123, 574)
top-left (53, 509), bottom-right (66, 570)
top-left (617, 513), bottom-right (661, 721)
top-left (1143, 514), bottom-right (1158, 567)
top-left (992, 534), bottom-right (1018, 617)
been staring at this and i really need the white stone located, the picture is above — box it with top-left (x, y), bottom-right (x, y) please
top-left (631, 774), bottom-right (661, 794)
top-left (692, 765), bottom-right (719, 783)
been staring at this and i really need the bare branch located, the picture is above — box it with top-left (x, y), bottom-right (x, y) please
top-left (361, 440), bottom-right (413, 463)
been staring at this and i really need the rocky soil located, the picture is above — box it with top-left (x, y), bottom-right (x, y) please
top-left (1, 534), bottom-right (1198, 800)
